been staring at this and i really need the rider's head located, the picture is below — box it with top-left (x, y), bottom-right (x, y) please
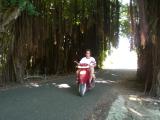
top-left (85, 49), bottom-right (91, 58)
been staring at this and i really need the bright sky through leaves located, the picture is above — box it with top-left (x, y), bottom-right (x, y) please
top-left (103, 0), bottom-right (137, 69)
top-left (121, 0), bottom-right (129, 5)
top-left (103, 37), bottom-right (137, 69)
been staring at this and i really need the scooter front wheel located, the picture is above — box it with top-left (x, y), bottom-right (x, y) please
top-left (79, 83), bottom-right (86, 96)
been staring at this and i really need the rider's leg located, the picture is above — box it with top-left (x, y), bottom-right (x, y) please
top-left (89, 67), bottom-right (95, 83)
top-left (76, 70), bottom-right (79, 81)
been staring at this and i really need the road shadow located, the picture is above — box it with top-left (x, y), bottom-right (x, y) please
top-left (96, 69), bottom-right (137, 81)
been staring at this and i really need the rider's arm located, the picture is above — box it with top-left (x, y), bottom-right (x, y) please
top-left (90, 57), bottom-right (96, 67)
top-left (80, 58), bottom-right (85, 64)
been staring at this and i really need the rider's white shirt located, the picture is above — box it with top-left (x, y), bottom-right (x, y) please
top-left (80, 57), bottom-right (96, 66)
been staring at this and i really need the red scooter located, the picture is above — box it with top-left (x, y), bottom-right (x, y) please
top-left (75, 62), bottom-right (95, 96)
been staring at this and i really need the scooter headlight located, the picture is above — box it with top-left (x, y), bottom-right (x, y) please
top-left (80, 71), bottom-right (86, 75)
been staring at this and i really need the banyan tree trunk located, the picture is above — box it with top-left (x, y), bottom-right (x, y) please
top-left (150, 23), bottom-right (160, 97)
top-left (2, 33), bottom-right (26, 83)
top-left (0, 6), bottom-right (23, 84)
top-left (131, 0), bottom-right (160, 97)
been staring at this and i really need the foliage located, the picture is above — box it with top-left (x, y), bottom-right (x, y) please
top-left (119, 4), bottom-right (131, 38)
top-left (2, 0), bottom-right (37, 15)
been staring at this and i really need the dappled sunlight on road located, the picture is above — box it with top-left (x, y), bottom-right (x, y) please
top-left (126, 94), bottom-right (160, 120)
top-left (52, 83), bottom-right (71, 88)
top-left (56, 84), bottom-right (71, 88)
top-left (30, 83), bottom-right (40, 87)
top-left (106, 94), bottom-right (160, 120)
top-left (129, 95), bottom-right (140, 101)
top-left (95, 79), bottom-right (117, 84)
top-left (111, 73), bottom-right (119, 76)
top-left (52, 83), bottom-right (56, 85)
top-left (25, 82), bottom-right (71, 89)
top-left (128, 95), bottom-right (160, 104)
top-left (25, 82), bottom-right (40, 88)
top-left (25, 78), bottom-right (116, 89)
top-left (128, 107), bottom-right (143, 117)
top-left (106, 95), bottom-right (128, 120)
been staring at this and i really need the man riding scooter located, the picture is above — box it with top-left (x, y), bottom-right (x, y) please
top-left (76, 49), bottom-right (96, 85)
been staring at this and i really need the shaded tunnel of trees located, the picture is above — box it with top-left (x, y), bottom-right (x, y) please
top-left (0, 0), bottom-right (160, 97)
top-left (0, 0), bottom-right (120, 82)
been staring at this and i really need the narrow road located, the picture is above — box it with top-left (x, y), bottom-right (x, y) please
top-left (0, 70), bottom-right (136, 120)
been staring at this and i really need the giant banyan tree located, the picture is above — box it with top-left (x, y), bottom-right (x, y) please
top-left (130, 0), bottom-right (160, 97)
top-left (0, 0), bottom-right (120, 84)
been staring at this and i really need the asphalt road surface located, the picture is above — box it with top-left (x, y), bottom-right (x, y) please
top-left (0, 70), bottom-right (136, 120)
